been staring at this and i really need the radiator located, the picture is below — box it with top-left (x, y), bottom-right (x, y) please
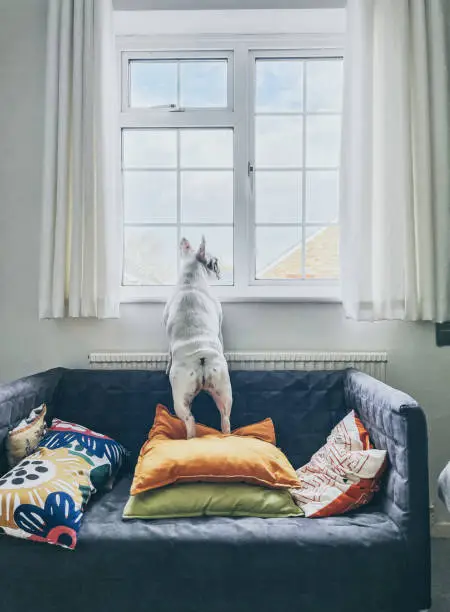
top-left (89, 351), bottom-right (387, 381)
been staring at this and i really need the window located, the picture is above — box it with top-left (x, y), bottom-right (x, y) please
top-left (119, 39), bottom-right (343, 302)
top-left (122, 127), bottom-right (234, 286)
top-left (252, 55), bottom-right (342, 282)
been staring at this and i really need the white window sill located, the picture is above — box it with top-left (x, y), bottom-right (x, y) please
top-left (120, 283), bottom-right (341, 304)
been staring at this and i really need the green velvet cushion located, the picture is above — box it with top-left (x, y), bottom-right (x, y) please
top-left (123, 482), bottom-right (303, 519)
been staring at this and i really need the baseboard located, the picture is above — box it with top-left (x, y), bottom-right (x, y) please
top-left (431, 521), bottom-right (450, 538)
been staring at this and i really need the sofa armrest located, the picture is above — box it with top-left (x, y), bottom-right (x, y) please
top-left (0, 368), bottom-right (64, 472)
top-left (344, 369), bottom-right (430, 611)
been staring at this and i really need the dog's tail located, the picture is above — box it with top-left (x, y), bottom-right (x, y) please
top-left (199, 357), bottom-right (206, 385)
top-left (195, 349), bottom-right (225, 386)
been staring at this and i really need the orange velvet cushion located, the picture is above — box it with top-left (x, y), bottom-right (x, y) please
top-left (131, 405), bottom-right (300, 495)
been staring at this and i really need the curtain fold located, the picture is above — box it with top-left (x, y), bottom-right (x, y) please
top-left (39, 0), bottom-right (120, 319)
top-left (340, 0), bottom-right (450, 321)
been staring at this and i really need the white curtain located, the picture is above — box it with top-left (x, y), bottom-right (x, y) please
top-left (340, 0), bottom-right (450, 321)
top-left (39, 0), bottom-right (120, 318)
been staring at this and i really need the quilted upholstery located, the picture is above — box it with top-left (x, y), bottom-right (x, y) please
top-left (52, 368), bottom-right (349, 469)
top-left (0, 368), bottom-right (62, 475)
top-left (345, 369), bottom-right (430, 610)
top-left (0, 367), bottom-right (430, 612)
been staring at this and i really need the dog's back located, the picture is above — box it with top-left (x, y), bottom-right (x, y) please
top-left (166, 286), bottom-right (222, 365)
top-left (164, 237), bottom-right (232, 438)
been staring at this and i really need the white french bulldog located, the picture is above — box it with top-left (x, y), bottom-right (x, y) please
top-left (163, 236), bottom-right (232, 439)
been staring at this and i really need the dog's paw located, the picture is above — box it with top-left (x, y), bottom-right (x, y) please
top-left (221, 416), bottom-right (231, 435)
top-left (185, 416), bottom-right (196, 439)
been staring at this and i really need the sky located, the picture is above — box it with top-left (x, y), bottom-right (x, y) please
top-left (123, 58), bottom-right (342, 285)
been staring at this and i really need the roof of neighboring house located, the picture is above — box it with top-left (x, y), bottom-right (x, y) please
top-left (124, 225), bottom-right (339, 285)
top-left (257, 225), bottom-right (339, 280)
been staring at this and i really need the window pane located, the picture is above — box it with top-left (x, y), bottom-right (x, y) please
top-left (256, 60), bottom-right (303, 113)
top-left (123, 227), bottom-right (177, 285)
top-left (123, 130), bottom-right (177, 168)
top-left (181, 226), bottom-right (233, 285)
top-left (180, 61), bottom-right (227, 108)
top-left (306, 116), bottom-right (340, 167)
top-left (306, 60), bottom-right (343, 112)
top-left (181, 171), bottom-right (233, 224)
top-left (123, 171), bottom-right (177, 224)
top-left (180, 129), bottom-right (233, 168)
top-left (305, 225), bottom-right (339, 279)
top-left (255, 171), bottom-right (302, 224)
top-left (255, 117), bottom-right (302, 168)
top-left (255, 226), bottom-right (301, 279)
top-left (129, 61), bottom-right (177, 108)
top-left (305, 171), bottom-right (338, 224)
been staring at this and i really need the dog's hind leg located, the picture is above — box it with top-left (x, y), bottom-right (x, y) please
top-left (170, 365), bottom-right (199, 439)
top-left (210, 389), bottom-right (231, 434)
top-left (174, 396), bottom-right (196, 439)
top-left (219, 394), bottom-right (232, 435)
top-left (205, 361), bottom-right (232, 435)
top-left (172, 387), bottom-right (196, 438)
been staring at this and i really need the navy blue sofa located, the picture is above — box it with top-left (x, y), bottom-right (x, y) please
top-left (0, 368), bottom-right (430, 612)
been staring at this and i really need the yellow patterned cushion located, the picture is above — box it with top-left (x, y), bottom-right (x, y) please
top-left (6, 404), bottom-right (47, 468)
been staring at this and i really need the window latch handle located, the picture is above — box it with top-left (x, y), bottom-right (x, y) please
top-left (169, 104), bottom-right (185, 112)
top-left (248, 161), bottom-right (255, 194)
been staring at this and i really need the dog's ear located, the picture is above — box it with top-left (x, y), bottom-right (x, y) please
top-left (207, 257), bottom-right (221, 279)
top-left (180, 237), bottom-right (193, 257)
top-left (196, 235), bottom-right (206, 263)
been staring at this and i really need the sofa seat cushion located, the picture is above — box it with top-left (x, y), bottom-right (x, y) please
top-left (82, 477), bottom-right (409, 609)
top-left (79, 475), bottom-right (399, 541)
top-left (0, 474), bottom-right (410, 612)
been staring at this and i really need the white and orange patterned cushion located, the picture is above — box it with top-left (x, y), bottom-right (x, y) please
top-left (290, 411), bottom-right (387, 518)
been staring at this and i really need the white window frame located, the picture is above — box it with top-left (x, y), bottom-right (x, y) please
top-left (122, 50), bottom-right (235, 113)
top-left (117, 33), bottom-right (344, 304)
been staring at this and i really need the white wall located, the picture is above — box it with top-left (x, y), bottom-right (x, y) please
top-left (1, 0), bottom-right (450, 523)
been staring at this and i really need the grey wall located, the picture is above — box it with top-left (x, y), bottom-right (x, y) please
top-left (1, 0), bottom-right (450, 523)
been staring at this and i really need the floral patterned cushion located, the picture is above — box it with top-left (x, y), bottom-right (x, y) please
top-left (0, 420), bottom-right (127, 550)
top-left (38, 419), bottom-right (128, 491)
top-left (0, 447), bottom-right (92, 549)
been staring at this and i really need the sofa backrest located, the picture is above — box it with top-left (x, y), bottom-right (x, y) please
top-left (0, 369), bottom-right (62, 474)
top-left (52, 369), bottom-right (349, 469)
